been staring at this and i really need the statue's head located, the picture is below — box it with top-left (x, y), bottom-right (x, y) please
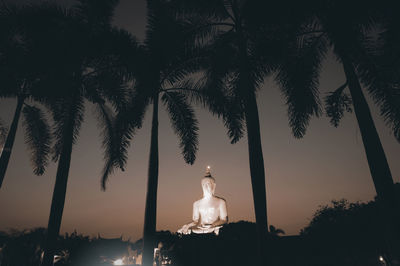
top-left (201, 177), bottom-right (216, 197)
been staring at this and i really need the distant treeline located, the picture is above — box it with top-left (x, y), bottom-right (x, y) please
top-left (1, 184), bottom-right (399, 266)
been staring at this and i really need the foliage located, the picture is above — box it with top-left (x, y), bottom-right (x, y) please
top-left (269, 225), bottom-right (285, 236)
top-left (300, 198), bottom-right (385, 261)
top-left (302, 199), bottom-right (378, 236)
top-left (0, 1), bottom-right (142, 265)
top-left (324, 82), bottom-right (352, 127)
top-left (0, 228), bottom-right (46, 266)
top-left (21, 105), bottom-right (52, 175)
top-left (100, 0), bottom-right (202, 188)
top-left (288, 0), bottom-right (400, 141)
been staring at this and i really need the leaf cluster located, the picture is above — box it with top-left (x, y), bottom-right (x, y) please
top-left (0, 0), bottom-right (138, 178)
top-left (22, 105), bottom-right (52, 175)
top-left (324, 83), bottom-right (352, 127)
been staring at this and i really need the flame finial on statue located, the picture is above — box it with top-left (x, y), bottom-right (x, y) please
top-left (205, 166), bottom-right (212, 177)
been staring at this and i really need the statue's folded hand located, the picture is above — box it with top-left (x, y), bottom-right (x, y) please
top-left (199, 224), bottom-right (212, 229)
top-left (178, 222), bottom-right (197, 234)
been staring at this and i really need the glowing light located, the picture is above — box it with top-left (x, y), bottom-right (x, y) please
top-left (379, 256), bottom-right (384, 262)
top-left (113, 258), bottom-right (123, 265)
top-left (207, 165), bottom-right (210, 169)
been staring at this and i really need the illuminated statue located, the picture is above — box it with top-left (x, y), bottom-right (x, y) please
top-left (178, 167), bottom-right (228, 235)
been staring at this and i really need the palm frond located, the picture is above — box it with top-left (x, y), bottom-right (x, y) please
top-left (368, 81), bottom-right (400, 142)
top-left (83, 69), bottom-right (129, 110)
top-left (161, 44), bottom-right (209, 88)
top-left (50, 94), bottom-right (85, 161)
top-left (355, 36), bottom-right (400, 142)
top-left (180, 13), bottom-right (232, 49)
top-left (175, 74), bottom-right (245, 144)
top-left (204, 71), bottom-right (244, 143)
top-left (94, 102), bottom-right (119, 190)
top-left (82, 28), bottom-right (141, 112)
top-left (100, 88), bottom-right (150, 190)
top-left (145, 0), bottom-right (184, 57)
top-left (161, 91), bottom-right (199, 164)
top-left (171, 0), bottom-right (232, 21)
top-left (73, 0), bottom-right (119, 29)
top-left (223, 94), bottom-right (245, 144)
top-left (193, 27), bottom-right (248, 143)
top-left (275, 32), bottom-right (327, 138)
top-left (204, 71), bottom-right (245, 143)
top-left (324, 83), bottom-right (352, 127)
top-left (22, 105), bottom-right (52, 175)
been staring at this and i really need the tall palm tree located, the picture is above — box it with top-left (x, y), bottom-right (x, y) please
top-left (101, 1), bottom-right (203, 265)
top-left (170, 2), bottom-right (321, 262)
top-left (0, 3), bottom-right (53, 188)
top-left (284, 0), bottom-right (400, 258)
top-left (0, 95), bottom-right (52, 189)
top-left (1, 2), bottom-right (138, 265)
top-left (172, 3), bottom-right (271, 260)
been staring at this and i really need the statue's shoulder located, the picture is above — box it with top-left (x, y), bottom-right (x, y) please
top-left (193, 198), bottom-right (202, 206)
top-left (214, 196), bottom-right (226, 203)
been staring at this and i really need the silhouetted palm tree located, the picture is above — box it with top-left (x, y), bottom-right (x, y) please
top-left (171, 3), bottom-right (271, 260)
top-left (0, 0), bottom-right (136, 265)
top-left (100, 1), bottom-right (201, 265)
top-left (0, 3), bottom-right (53, 187)
top-left (286, 0), bottom-right (400, 257)
top-left (0, 98), bottom-right (52, 189)
top-left (170, 2), bottom-right (321, 263)
top-left (2, 1), bottom-right (139, 265)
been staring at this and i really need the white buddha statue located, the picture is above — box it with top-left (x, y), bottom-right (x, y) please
top-left (178, 167), bottom-right (228, 235)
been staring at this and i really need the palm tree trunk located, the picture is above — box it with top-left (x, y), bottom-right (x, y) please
top-left (142, 94), bottom-right (159, 266)
top-left (42, 114), bottom-right (75, 266)
top-left (0, 96), bottom-right (24, 188)
top-left (237, 26), bottom-right (268, 262)
top-left (243, 91), bottom-right (269, 261)
top-left (341, 56), bottom-right (400, 258)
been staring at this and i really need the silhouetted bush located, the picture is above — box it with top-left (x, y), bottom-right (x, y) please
top-left (0, 228), bottom-right (45, 266)
top-left (299, 198), bottom-right (390, 266)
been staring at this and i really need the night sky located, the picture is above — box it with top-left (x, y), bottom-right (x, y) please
top-left (0, 0), bottom-right (399, 242)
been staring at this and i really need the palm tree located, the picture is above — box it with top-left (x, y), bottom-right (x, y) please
top-left (170, 2), bottom-right (321, 262)
top-left (0, 96), bottom-right (52, 189)
top-left (100, 1), bottom-right (203, 265)
top-left (1, 2), bottom-right (138, 265)
top-left (0, 3), bottom-right (53, 188)
top-left (283, 0), bottom-right (400, 257)
top-left (172, 3), bottom-right (271, 260)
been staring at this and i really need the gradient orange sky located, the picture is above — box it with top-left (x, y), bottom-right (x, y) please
top-left (0, 0), bottom-right (399, 241)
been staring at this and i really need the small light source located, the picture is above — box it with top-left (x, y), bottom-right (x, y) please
top-left (379, 256), bottom-right (385, 262)
top-left (207, 166), bottom-right (210, 170)
top-left (113, 258), bottom-right (123, 265)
